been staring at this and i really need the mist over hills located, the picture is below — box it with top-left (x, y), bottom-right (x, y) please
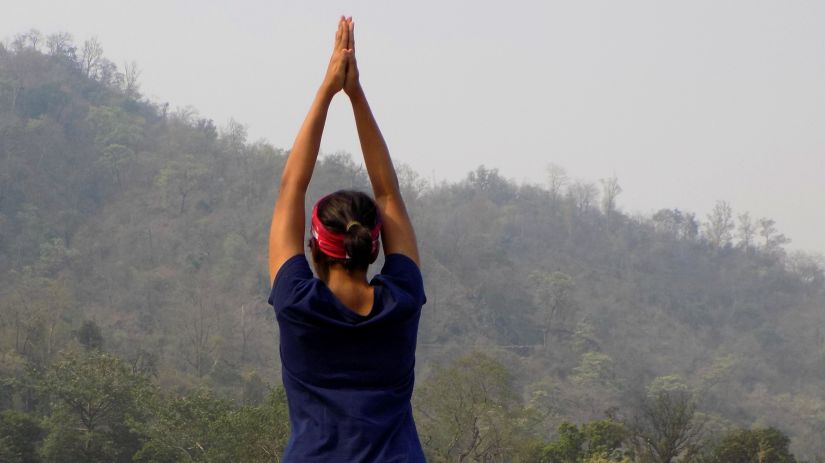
top-left (1, 31), bottom-right (824, 461)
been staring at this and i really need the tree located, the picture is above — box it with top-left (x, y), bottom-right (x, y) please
top-left (466, 165), bottom-right (515, 202)
top-left (414, 352), bottom-right (526, 462)
top-left (80, 38), bottom-right (104, 78)
top-left (0, 410), bottom-right (44, 463)
top-left (86, 105), bottom-right (144, 188)
top-left (123, 61), bottom-right (140, 97)
top-left (653, 209), bottom-right (685, 238)
top-left (46, 32), bottom-right (75, 59)
top-left (134, 388), bottom-right (290, 463)
top-left (627, 388), bottom-right (704, 463)
top-left (4, 274), bottom-right (72, 368)
top-left (757, 218), bottom-right (790, 252)
top-left (208, 387), bottom-right (290, 462)
top-left (133, 389), bottom-right (231, 462)
top-left (542, 421), bottom-right (585, 462)
top-left (221, 117), bottom-right (247, 153)
top-left (530, 271), bottom-right (576, 348)
top-left (785, 251), bottom-right (825, 287)
top-left (569, 180), bottom-right (599, 213)
top-left (569, 352), bottom-right (621, 417)
top-left (181, 289), bottom-right (219, 378)
top-left (76, 320), bottom-right (103, 350)
top-left (736, 212), bottom-right (756, 250)
top-left (155, 154), bottom-right (207, 214)
top-left (704, 201), bottom-right (734, 249)
top-left (711, 427), bottom-right (796, 463)
top-left (12, 30), bottom-right (43, 52)
top-left (600, 175), bottom-right (622, 224)
top-left (572, 353), bottom-right (618, 391)
top-left (41, 350), bottom-right (152, 463)
top-left (540, 419), bottom-right (629, 463)
top-left (546, 163), bottom-right (569, 200)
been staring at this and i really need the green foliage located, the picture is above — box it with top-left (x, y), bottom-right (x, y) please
top-left (711, 427), bottom-right (796, 463)
top-left (572, 352), bottom-right (617, 390)
top-left (41, 349), bottom-right (152, 463)
top-left (0, 410), bottom-right (44, 463)
top-left (628, 388), bottom-right (704, 463)
top-left (585, 419), bottom-right (628, 457)
top-left (583, 454), bottom-right (632, 463)
top-left (414, 352), bottom-right (531, 462)
top-left (540, 419), bottom-right (628, 463)
top-left (75, 320), bottom-right (103, 350)
top-left (134, 387), bottom-right (289, 462)
top-left (542, 422), bottom-right (586, 462)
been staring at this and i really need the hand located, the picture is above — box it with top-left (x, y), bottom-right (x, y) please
top-left (342, 18), bottom-right (361, 97)
top-left (321, 17), bottom-right (351, 98)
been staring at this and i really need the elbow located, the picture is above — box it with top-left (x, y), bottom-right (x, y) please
top-left (374, 189), bottom-right (401, 203)
top-left (278, 174), bottom-right (308, 195)
top-left (373, 179), bottom-right (402, 201)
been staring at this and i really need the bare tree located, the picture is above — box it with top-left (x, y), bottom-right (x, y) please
top-left (569, 180), bottom-right (599, 213)
top-left (546, 163), bottom-right (568, 200)
top-left (737, 212), bottom-right (756, 250)
top-left (600, 174), bottom-right (622, 225)
top-left (237, 303), bottom-right (262, 364)
top-left (123, 60), bottom-right (141, 96)
top-left (183, 291), bottom-right (217, 378)
top-left (222, 117), bottom-right (248, 153)
top-left (46, 32), bottom-right (75, 58)
top-left (12, 29), bottom-right (43, 51)
top-left (80, 37), bottom-right (104, 78)
top-left (704, 200), bottom-right (734, 248)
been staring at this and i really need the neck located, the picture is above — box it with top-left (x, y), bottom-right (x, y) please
top-left (323, 265), bottom-right (374, 316)
top-left (324, 265), bottom-right (369, 289)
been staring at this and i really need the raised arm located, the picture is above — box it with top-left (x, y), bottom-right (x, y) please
top-left (268, 18), bottom-right (352, 284)
top-left (343, 19), bottom-right (420, 265)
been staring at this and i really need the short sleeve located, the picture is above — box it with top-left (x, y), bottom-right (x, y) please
top-left (377, 254), bottom-right (426, 307)
top-left (268, 254), bottom-right (314, 310)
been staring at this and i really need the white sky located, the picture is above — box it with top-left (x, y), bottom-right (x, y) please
top-left (4, 0), bottom-right (825, 255)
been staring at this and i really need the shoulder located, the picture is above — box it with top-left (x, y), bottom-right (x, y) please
top-left (268, 254), bottom-right (314, 309)
top-left (374, 253), bottom-right (426, 307)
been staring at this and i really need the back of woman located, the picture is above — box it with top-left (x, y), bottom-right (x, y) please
top-left (271, 251), bottom-right (425, 460)
top-left (267, 17), bottom-right (426, 462)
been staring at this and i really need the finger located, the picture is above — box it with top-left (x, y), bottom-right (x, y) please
top-left (348, 19), bottom-right (355, 52)
top-left (335, 17), bottom-right (345, 49)
top-left (335, 23), bottom-right (342, 49)
top-left (341, 16), bottom-right (350, 52)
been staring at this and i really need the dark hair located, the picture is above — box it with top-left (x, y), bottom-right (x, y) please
top-left (314, 190), bottom-right (380, 271)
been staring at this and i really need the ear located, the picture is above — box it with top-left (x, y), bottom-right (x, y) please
top-left (309, 238), bottom-right (322, 264)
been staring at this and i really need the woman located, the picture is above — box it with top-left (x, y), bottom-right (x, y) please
top-left (267, 17), bottom-right (426, 462)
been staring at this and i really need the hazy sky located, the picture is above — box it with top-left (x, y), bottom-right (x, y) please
top-left (4, 0), bottom-right (824, 254)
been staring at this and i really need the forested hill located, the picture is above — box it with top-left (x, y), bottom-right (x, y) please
top-left (2, 33), bottom-right (825, 461)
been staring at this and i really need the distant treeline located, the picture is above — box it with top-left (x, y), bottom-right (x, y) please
top-left (0, 344), bottom-right (804, 462)
top-left (1, 30), bottom-right (824, 461)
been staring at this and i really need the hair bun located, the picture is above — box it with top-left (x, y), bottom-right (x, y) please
top-left (344, 224), bottom-right (373, 267)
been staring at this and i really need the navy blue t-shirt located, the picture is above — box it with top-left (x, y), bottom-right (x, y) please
top-left (268, 253), bottom-right (427, 462)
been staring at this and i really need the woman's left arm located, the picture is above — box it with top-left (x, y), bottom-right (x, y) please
top-left (268, 17), bottom-right (352, 284)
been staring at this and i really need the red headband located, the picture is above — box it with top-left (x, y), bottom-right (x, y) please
top-left (310, 196), bottom-right (382, 260)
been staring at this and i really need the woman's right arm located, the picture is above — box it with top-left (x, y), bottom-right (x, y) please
top-left (343, 19), bottom-right (420, 265)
